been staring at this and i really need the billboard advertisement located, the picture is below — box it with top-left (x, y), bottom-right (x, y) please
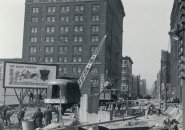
top-left (3, 62), bottom-right (57, 88)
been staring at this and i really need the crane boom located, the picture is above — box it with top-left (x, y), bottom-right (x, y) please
top-left (78, 35), bottom-right (107, 88)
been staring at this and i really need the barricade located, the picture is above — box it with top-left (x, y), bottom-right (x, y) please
top-left (22, 120), bottom-right (34, 130)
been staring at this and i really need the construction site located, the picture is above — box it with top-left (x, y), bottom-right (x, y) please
top-left (0, 0), bottom-right (184, 130)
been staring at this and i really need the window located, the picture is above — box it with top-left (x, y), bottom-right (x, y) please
top-left (45, 36), bottom-right (54, 43)
top-left (72, 56), bottom-right (82, 63)
top-left (91, 79), bottom-right (99, 84)
top-left (59, 36), bottom-right (68, 42)
top-left (61, 6), bottom-right (69, 12)
top-left (29, 56), bottom-right (36, 62)
top-left (60, 26), bottom-right (69, 33)
top-left (45, 46), bottom-right (54, 53)
top-left (59, 46), bottom-right (68, 53)
top-left (91, 67), bottom-right (98, 74)
top-left (46, 16), bottom-right (55, 22)
top-left (75, 5), bottom-right (84, 12)
top-left (72, 67), bottom-right (82, 74)
top-left (46, 26), bottom-right (55, 33)
top-left (74, 15), bottom-right (83, 22)
top-left (92, 4), bottom-right (100, 11)
top-left (73, 36), bottom-right (83, 42)
top-left (91, 25), bottom-right (99, 32)
top-left (74, 26), bottom-right (83, 32)
top-left (61, 16), bottom-right (69, 22)
top-left (92, 15), bottom-right (99, 21)
top-left (90, 46), bottom-right (98, 54)
top-left (31, 17), bottom-right (38, 22)
top-left (31, 27), bottom-right (38, 33)
top-left (47, 7), bottom-right (56, 13)
top-left (73, 46), bottom-right (82, 53)
top-left (30, 47), bottom-right (37, 53)
top-left (59, 67), bottom-right (67, 74)
top-left (59, 56), bottom-right (68, 63)
top-left (44, 56), bottom-right (53, 63)
top-left (91, 35), bottom-right (99, 42)
top-left (30, 37), bottom-right (37, 43)
top-left (78, 67), bottom-right (82, 73)
top-left (33, 0), bottom-right (39, 3)
top-left (32, 7), bottom-right (39, 13)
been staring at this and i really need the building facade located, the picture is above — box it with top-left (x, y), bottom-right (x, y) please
top-left (169, 0), bottom-right (182, 101)
top-left (160, 50), bottom-right (171, 101)
top-left (120, 56), bottom-right (133, 98)
top-left (132, 75), bottom-right (140, 99)
top-left (22, 0), bottom-right (125, 95)
top-left (139, 79), bottom-right (146, 97)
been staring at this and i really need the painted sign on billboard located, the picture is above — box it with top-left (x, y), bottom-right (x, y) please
top-left (4, 62), bottom-right (57, 88)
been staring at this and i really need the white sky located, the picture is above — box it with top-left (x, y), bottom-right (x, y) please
top-left (0, 0), bottom-right (174, 92)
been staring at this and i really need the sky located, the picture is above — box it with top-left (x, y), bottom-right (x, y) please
top-left (0, 0), bottom-right (174, 93)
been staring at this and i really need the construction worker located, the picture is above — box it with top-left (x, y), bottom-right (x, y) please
top-left (43, 106), bottom-right (52, 126)
top-left (29, 92), bottom-right (34, 106)
top-left (6, 110), bottom-right (15, 128)
top-left (1, 106), bottom-right (8, 126)
top-left (0, 118), bottom-right (4, 130)
top-left (17, 108), bottom-right (26, 127)
top-left (33, 108), bottom-right (43, 128)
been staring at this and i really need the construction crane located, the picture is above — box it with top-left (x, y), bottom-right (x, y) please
top-left (44, 35), bottom-right (107, 113)
top-left (78, 35), bottom-right (107, 89)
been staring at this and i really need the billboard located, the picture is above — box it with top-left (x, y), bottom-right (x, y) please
top-left (3, 62), bottom-right (57, 88)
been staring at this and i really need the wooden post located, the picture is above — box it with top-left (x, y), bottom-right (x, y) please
top-left (19, 92), bottom-right (22, 108)
top-left (3, 88), bottom-right (6, 106)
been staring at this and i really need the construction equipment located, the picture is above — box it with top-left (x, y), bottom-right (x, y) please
top-left (44, 35), bottom-right (107, 108)
top-left (78, 35), bottom-right (107, 88)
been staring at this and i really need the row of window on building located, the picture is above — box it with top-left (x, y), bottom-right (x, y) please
top-left (57, 66), bottom-right (98, 75)
top-left (30, 35), bottom-right (99, 43)
top-left (29, 46), bottom-right (97, 53)
top-left (31, 25), bottom-right (99, 34)
top-left (32, 4), bottom-right (100, 14)
top-left (30, 55), bottom-right (98, 63)
top-left (31, 14), bottom-right (100, 23)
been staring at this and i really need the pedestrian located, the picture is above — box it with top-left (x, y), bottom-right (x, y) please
top-left (33, 108), bottom-right (43, 128)
top-left (0, 118), bottom-right (4, 130)
top-left (29, 92), bottom-right (34, 106)
top-left (17, 108), bottom-right (26, 128)
top-left (1, 106), bottom-right (8, 126)
top-left (54, 107), bottom-right (59, 123)
top-left (43, 106), bottom-right (52, 126)
top-left (6, 110), bottom-right (15, 128)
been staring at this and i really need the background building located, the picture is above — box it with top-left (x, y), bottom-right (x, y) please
top-left (22, 0), bottom-right (125, 95)
top-left (139, 79), bottom-right (146, 97)
top-left (169, 0), bottom-right (181, 101)
top-left (132, 75), bottom-right (140, 99)
top-left (160, 50), bottom-right (170, 102)
top-left (120, 56), bottom-right (133, 98)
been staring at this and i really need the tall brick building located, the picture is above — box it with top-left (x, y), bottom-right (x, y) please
top-left (121, 56), bottom-right (133, 98)
top-left (22, 0), bottom-right (125, 95)
top-left (169, 0), bottom-right (181, 101)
